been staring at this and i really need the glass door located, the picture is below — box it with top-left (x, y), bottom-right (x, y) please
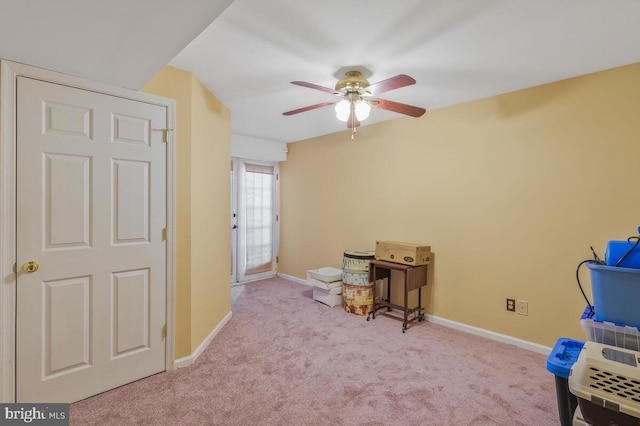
top-left (231, 158), bottom-right (278, 283)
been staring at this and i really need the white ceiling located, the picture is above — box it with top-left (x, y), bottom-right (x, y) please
top-left (170, 0), bottom-right (640, 143)
top-left (0, 0), bottom-right (233, 89)
top-left (2, 0), bottom-right (640, 144)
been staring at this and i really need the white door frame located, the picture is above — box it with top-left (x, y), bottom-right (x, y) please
top-left (230, 159), bottom-right (238, 284)
top-left (0, 60), bottom-right (177, 403)
top-left (235, 158), bottom-right (279, 283)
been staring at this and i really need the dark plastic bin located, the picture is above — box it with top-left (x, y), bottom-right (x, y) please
top-left (546, 337), bottom-right (585, 426)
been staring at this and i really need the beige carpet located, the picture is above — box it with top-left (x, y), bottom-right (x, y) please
top-left (70, 276), bottom-right (559, 425)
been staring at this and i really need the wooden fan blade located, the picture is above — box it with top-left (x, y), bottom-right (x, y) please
top-left (371, 98), bottom-right (426, 117)
top-left (367, 74), bottom-right (416, 95)
top-left (283, 101), bottom-right (334, 116)
top-left (290, 81), bottom-right (339, 95)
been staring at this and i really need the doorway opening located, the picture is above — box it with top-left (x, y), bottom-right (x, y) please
top-left (230, 158), bottom-right (278, 284)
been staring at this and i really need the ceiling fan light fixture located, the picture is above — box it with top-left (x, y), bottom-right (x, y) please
top-left (335, 99), bottom-right (351, 122)
top-left (354, 100), bottom-right (370, 121)
top-left (284, 71), bottom-right (426, 139)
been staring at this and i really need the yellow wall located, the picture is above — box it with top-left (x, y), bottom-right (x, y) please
top-left (142, 66), bottom-right (231, 358)
top-left (189, 75), bottom-right (231, 350)
top-left (279, 63), bottom-right (640, 347)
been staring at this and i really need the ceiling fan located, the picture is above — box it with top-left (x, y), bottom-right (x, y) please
top-left (283, 70), bottom-right (426, 139)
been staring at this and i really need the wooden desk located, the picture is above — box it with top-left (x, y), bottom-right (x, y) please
top-left (366, 259), bottom-right (428, 333)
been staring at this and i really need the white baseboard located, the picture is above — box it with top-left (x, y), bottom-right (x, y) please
top-left (276, 272), bottom-right (309, 286)
top-left (277, 273), bottom-right (551, 355)
top-left (173, 311), bottom-right (232, 369)
top-left (426, 314), bottom-right (552, 355)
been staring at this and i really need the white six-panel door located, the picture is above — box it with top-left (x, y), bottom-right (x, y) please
top-left (16, 76), bottom-right (167, 403)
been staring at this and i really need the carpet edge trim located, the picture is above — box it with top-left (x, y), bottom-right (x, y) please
top-left (173, 310), bottom-right (233, 369)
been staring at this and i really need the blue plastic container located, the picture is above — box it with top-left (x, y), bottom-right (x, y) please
top-left (605, 240), bottom-right (640, 269)
top-left (587, 262), bottom-right (640, 327)
top-left (546, 338), bottom-right (585, 426)
top-left (546, 337), bottom-right (584, 379)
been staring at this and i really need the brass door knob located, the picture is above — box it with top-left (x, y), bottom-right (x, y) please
top-left (22, 261), bottom-right (39, 273)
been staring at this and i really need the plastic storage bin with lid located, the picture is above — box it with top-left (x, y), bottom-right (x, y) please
top-left (546, 337), bottom-right (585, 426)
top-left (580, 306), bottom-right (640, 352)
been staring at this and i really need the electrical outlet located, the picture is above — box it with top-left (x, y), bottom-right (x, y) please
top-left (506, 298), bottom-right (515, 312)
top-left (516, 300), bottom-right (528, 316)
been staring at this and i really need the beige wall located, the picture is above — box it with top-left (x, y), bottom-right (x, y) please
top-left (188, 75), bottom-right (231, 350)
top-left (279, 62), bottom-right (640, 347)
top-left (142, 66), bottom-right (231, 358)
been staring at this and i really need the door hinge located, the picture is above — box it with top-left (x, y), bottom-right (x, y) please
top-left (162, 227), bottom-right (168, 241)
top-left (13, 262), bottom-right (17, 273)
top-left (276, 214), bottom-right (279, 222)
top-left (276, 256), bottom-right (279, 263)
top-left (162, 324), bottom-right (167, 338)
top-left (152, 128), bottom-right (174, 143)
